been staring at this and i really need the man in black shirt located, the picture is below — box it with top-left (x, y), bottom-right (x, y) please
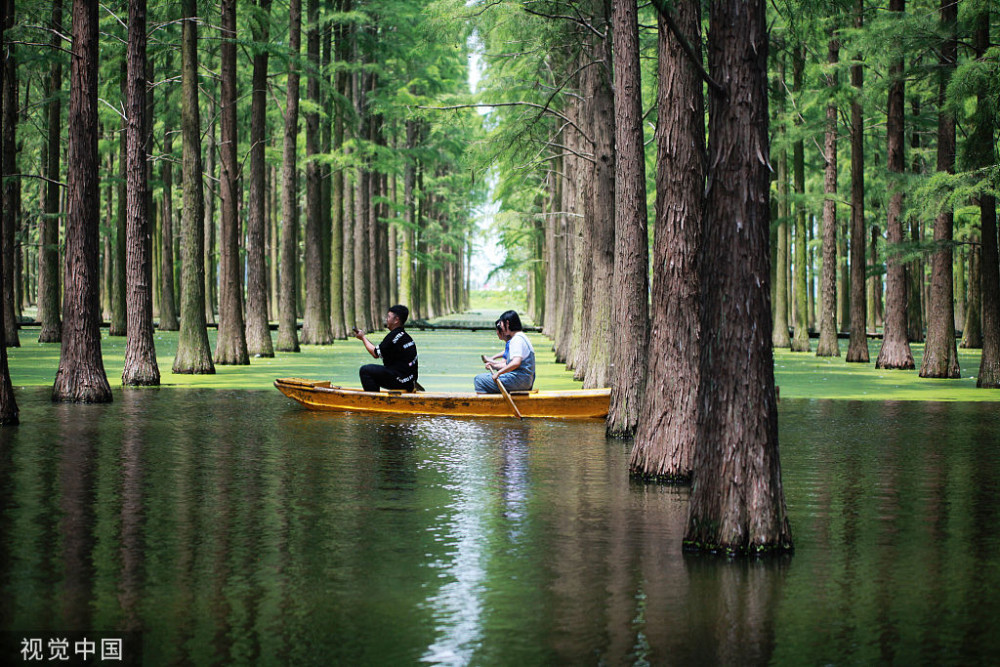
top-left (354, 304), bottom-right (419, 392)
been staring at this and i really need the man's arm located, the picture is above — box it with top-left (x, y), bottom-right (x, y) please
top-left (354, 329), bottom-right (380, 359)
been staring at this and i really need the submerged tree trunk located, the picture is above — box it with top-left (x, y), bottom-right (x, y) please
top-left (277, 0), bottom-right (302, 352)
top-left (845, 0), bottom-right (869, 363)
top-left (214, 0), bottom-right (249, 365)
top-left (122, 0), bottom-right (159, 386)
top-left (630, 0), bottom-right (704, 480)
top-left (919, 0), bottom-right (960, 379)
top-left (246, 0), bottom-right (273, 357)
top-left (607, 0), bottom-right (648, 437)
top-left (876, 0), bottom-right (915, 370)
top-left (38, 0), bottom-right (63, 343)
top-left (52, 0), bottom-right (112, 403)
top-left (685, 0), bottom-right (792, 556)
top-left (172, 0), bottom-right (215, 374)
top-left (816, 34), bottom-right (840, 357)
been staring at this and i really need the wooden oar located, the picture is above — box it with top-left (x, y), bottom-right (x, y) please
top-left (495, 375), bottom-right (523, 420)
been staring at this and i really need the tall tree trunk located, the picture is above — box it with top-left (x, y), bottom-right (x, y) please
top-left (401, 120), bottom-right (416, 311)
top-left (0, 0), bottom-right (17, 422)
top-left (246, 0), bottom-right (273, 357)
top-left (790, 47), bottom-right (810, 352)
top-left (554, 96), bottom-right (579, 365)
top-left (876, 0), bottom-right (915, 369)
top-left (582, 5), bottom-right (615, 390)
top-left (919, 0), bottom-right (960, 378)
top-left (816, 34), bottom-right (840, 357)
top-left (2, 0), bottom-right (19, 347)
top-left (630, 0), bottom-right (704, 479)
top-left (975, 3), bottom-right (999, 387)
top-left (277, 0), bottom-right (302, 352)
top-left (962, 242), bottom-right (982, 348)
top-left (354, 65), bottom-right (372, 330)
top-left (338, 10), bottom-right (355, 329)
top-left (327, 8), bottom-right (346, 339)
top-left (172, 0), bottom-right (215, 374)
top-left (102, 167), bottom-right (112, 321)
top-left (607, 0), bottom-right (648, 436)
top-left (907, 98), bottom-right (924, 342)
top-left (214, 0), bottom-right (249, 364)
top-left (302, 0), bottom-right (332, 344)
top-left (845, 0), bottom-right (869, 363)
top-left (122, 0), bottom-right (159, 386)
top-left (203, 121), bottom-right (216, 325)
top-left (38, 0), bottom-right (63, 343)
top-left (111, 64), bottom-right (127, 337)
top-left (685, 0), bottom-right (792, 555)
top-left (159, 109), bottom-right (178, 330)
top-left (52, 0), bottom-right (112, 402)
top-left (772, 59), bottom-right (790, 349)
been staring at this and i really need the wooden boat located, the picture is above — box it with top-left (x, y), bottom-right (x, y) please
top-left (274, 377), bottom-right (610, 419)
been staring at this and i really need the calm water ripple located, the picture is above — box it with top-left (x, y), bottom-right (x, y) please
top-left (1, 388), bottom-right (999, 665)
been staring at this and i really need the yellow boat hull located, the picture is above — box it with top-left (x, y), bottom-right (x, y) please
top-left (274, 378), bottom-right (610, 419)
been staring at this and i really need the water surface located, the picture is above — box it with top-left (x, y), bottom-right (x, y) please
top-left (1, 388), bottom-right (999, 665)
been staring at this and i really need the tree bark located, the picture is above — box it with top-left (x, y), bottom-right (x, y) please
top-left (214, 0), bottom-right (249, 364)
top-left (401, 120), bottom-right (416, 313)
top-left (159, 108), bottom-right (178, 330)
top-left (38, 0), bottom-right (63, 343)
top-left (277, 0), bottom-right (302, 352)
top-left (2, 0), bottom-right (19, 348)
top-left (919, 0), bottom-right (960, 379)
top-left (327, 9), bottom-right (346, 339)
top-left (685, 0), bottom-right (792, 555)
top-left (772, 59), bottom-right (790, 349)
top-left (246, 0), bottom-right (274, 357)
top-left (907, 98), bottom-right (924, 342)
top-left (111, 64), bottom-right (127, 337)
top-left (790, 47), bottom-right (810, 352)
top-left (979, 198), bottom-right (1000, 385)
top-left (607, 0), bottom-right (648, 437)
top-left (876, 0), bottom-right (914, 369)
top-left (301, 0), bottom-right (332, 345)
top-left (52, 0), bottom-right (112, 402)
top-left (962, 242), bottom-right (981, 348)
top-left (630, 0), bottom-right (704, 479)
top-left (816, 34), bottom-right (840, 357)
top-left (845, 0), bottom-right (869, 363)
top-left (203, 121), bottom-right (216, 325)
top-left (122, 0), bottom-right (159, 386)
top-left (0, 0), bottom-right (17, 422)
top-left (172, 0), bottom-right (215, 374)
top-left (975, 4), bottom-right (999, 387)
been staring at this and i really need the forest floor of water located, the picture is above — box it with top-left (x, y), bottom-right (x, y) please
top-left (5, 308), bottom-right (998, 401)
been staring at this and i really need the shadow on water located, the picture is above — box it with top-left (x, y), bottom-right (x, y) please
top-left (2, 389), bottom-right (1000, 664)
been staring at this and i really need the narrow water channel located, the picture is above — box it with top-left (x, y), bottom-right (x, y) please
top-left (1, 388), bottom-right (998, 664)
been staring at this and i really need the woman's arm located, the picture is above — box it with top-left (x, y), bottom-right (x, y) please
top-left (492, 356), bottom-right (522, 380)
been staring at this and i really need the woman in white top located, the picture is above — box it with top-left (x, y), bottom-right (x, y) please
top-left (475, 310), bottom-right (535, 393)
